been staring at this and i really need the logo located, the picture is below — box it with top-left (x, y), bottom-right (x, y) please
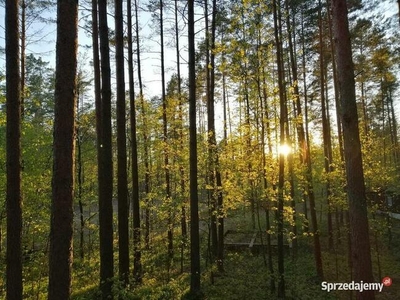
top-left (382, 277), bottom-right (392, 287)
top-left (321, 281), bottom-right (384, 293)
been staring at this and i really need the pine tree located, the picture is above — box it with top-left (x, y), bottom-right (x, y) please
top-left (331, 0), bottom-right (375, 299)
top-left (97, 0), bottom-right (114, 296)
top-left (115, 0), bottom-right (129, 286)
top-left (6, 0), bottom-right (23, 298)
top-left (127, 0), bottom-right (142, 284)
top-left (48, 0), bottom-right (78, 297)
top-left (188, 0), bottom-right (201, 295)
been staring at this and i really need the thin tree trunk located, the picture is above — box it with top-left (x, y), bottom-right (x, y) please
top-left (48, 0), bottom-right (78, 297)
top-left (388, 89), bottom-right (399, 164)
top-left (98, 0), bottom-right (114, 296)
top-left (273, 0), bottom-right (286, 297)
top-left (203, 0), bottom-right (218, 258)
top-left (6, 0), bottom-right (23, 297)
top-left (189, 0), bottom-right (201, 294)
top-left (259, 68), bottom-right (276, 293)
top-left (381, 82), bottom-right (387, 167)
top-left (127, 0), bottom-right (142, 284)
top-left (174, 0), bottom-right (188, 274)
top-left (283, 0), bottom-right (298, 257)
top-left (159, 0), bottom-right (173, 267)
top-left (301, 6), bottom-right (324, 279)
top-left (135, 0), bottom-right (151, 249)
top-left (76, 98), bottom-right (85, 260)
top-left (210, 0), bottom-right (224, 272)
top-left (91, 0), bottom-right (102, 267)
top-left (318, 0), bottom-right (334, 250)
top-left (115, 0), bottom-right (129, 286)
top-left (327, 0), bottom-right (345, 233)
top-left (300, 6), bottom-right (310, 233)
top-left (222, 56), bottom-right (228, 142)
top-left (286, 0), bottom-right (308, 245)
top-left (91, 0), bottom-right (103, 272)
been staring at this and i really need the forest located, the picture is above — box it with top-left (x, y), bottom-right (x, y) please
top-left (1, 0), bottom-right (400, 299)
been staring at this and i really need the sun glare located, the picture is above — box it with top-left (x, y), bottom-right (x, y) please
top-left (278, 144), bottom-right (291, 156)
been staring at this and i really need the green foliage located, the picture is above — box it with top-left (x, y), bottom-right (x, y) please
top-left (362, 132), bottom-right (399, 193)
top-left (1, 0), bottom-right (400, 298)
top-left (20, 118), bottom-right (52, 253)
top-left (23, 54), bottom-right (55, 124)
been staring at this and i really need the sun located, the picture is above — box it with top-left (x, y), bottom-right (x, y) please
top-left (278, 144), bottom-right (291, 156)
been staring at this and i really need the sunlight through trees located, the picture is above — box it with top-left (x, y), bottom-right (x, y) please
top-left (0, 0), bottom-right (400, 299)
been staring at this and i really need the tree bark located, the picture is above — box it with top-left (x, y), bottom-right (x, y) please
top-left (331, 1), bottom-right (375, 299)
top-left (273, 0), bottom-right (286, 297)
top-left (115, 0), bottom-right (129, 286)
top-left (259, 60), bottom-right (276, 293)
top-left (98, 0), bottom-right (114, 296)
top-left (174, 0), bottom-right (188, 274)
top-left (76, 112), bottom-right (85, 260)
top-left (127, 0), bottom-right (142, 284)
top-left (189, 0), bottom-right (201, 295)
top-left (158, 0), bottom-right (173, 266)
top-left (48, 0), bottom-right (78, 298)
top-left (135, 0), bottom-right (151, 249)
top-left (20, 0), bottom-right (26, 118)
top-left (284, 0), bottom-right (299, 257)
top-left (211, 0), bottom-right (224, 272)
top-left (203, 0), bottom-right (218, 258)
top-left (6, 0), bottom-right (23, 298)
top-left (318, 0), bottom-right (334, 251)
top-left (301, 5), bottom-right (324, 280)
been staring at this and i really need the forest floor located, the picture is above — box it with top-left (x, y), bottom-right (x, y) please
top-left (68, 210), bottom-right (400, 300)
top-left (197, 212), bottom-right (400, 300)
top-left (1, 209), bottom-right (399, 299)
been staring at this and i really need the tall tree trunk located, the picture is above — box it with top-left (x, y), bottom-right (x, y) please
top-left (284, 0), bottom-right (299, 257)
top-left (174, 0), bottom-right (188, 274)
top-left (77, 132), bottom-right (84, 260)
top-left (115, 0), bottom-right (129, 286)
top-left (204, 0), bottom-right (218, 258)
top-left (209, 0), bottom-right (224, 272)
top-left (159, 0), bottom-right (173, 266)
top-left (326, 0), bottom-right (344, 163)
top-left (273, 0), bottom-right (286, 297)
top-left (6, 0), bottom-right (22, 298)
top-left (76, 85), bottom-right (85, 260)
top-left (381, 82), bottom-right (387, 167)
top-left (331, 1), bottom-right (375, 299)
top-left (222, 55), bottom-right (228, 142)
top-left (48, 0), bottom-right (78, 297)
top-left (300, 9), bottom-right (309, 231)
top-left (241, 13), bottom-right (255, 231)
top-left (259, 64), bottom-right (276, 293)
top-left (318, 0), bottom-right (334, 250)
top-left (328, 0), bottom-right (346, 255)
top-left (127, 0), bottom-right (142, 284)
top-left (20, 0), bottom-right (26, 118)
top-left (98, 0), bottom-right (114, 296)
top-left (189, 0), bottom-right (201, 295)
top-left (301, 6), bottom-right (324, 279)
top-left (285, 1), bottom-right (308, 244)
top-left (92, 0), bottom-right (102, 267)
top-left (135, 0), bottom-right (151, 249)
